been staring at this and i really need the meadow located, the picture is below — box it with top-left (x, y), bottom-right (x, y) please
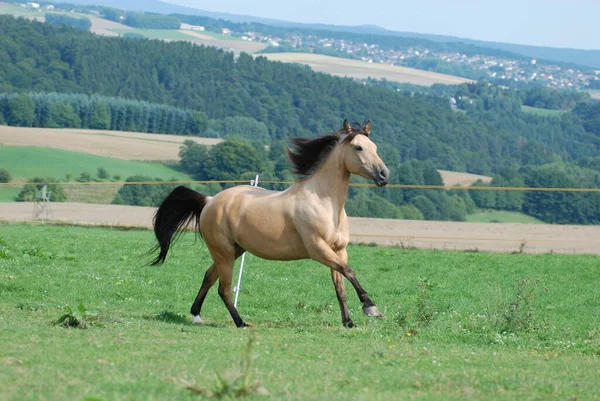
top-left (521, 106), bottom-right (567, 117)
top-left (0, 147), bottom-right (190, 182)
top-left (0, 224), bottom-right (598, 401)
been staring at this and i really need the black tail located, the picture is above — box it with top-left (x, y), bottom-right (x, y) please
top-left (150, 186), bottom-right (208, 266)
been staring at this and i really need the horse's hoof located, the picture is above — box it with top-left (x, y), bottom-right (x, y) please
top-left (343, 320), bottom-right (355, 328)
top-left (192, 315), bottom-right (204, 325)
top-left (363, 305), bottom-right (383, 318)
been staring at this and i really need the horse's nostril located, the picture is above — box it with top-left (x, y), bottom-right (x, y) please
top-left (379, 169), bottom-right (388, 179)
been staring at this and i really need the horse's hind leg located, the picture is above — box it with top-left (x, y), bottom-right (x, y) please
top-left (190, 263), bottom-right (218, 324)
top-left (216, 256), bottom-right (248, 327)
top-left (190, 246), bottom-right (245, 325)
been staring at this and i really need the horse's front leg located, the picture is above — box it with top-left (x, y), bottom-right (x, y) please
top-left (331, 269), bottom-right (354, 328)
top-left (310, 241), bottom-right (383, 326)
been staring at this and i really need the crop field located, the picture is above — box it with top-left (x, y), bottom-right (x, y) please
top-left (180, 30), bottom-right (268, 53)
top-left (259, 53), bottom-right (474, 86)
top-left (0, 4), bottom-right (44, 20)
top-left (0, 224), bottom-right (598, 401)
top-left (437, 170), bottom-right (492, 187)
top-left (0, 126), bottom-right (221, 161)
top-left (583, 89), bottom-right (600, 100)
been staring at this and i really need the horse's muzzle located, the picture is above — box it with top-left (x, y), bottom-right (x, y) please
top-left (374, 166), bottom-right (389, 187)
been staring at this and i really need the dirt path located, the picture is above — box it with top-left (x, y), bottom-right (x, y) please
top-left (1, 202), bottom-right (598, 255)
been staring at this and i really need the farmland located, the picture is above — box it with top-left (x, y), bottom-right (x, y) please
top-left (0, 126), bottom-right (221, 161)
top-left (465, 210), bottom-right (545, 224)
top-left (0, 147), bottom-right (191, 181)
top-left (0, 224), bottom-right (598, 401)
top-left (259, 53), bottom-right (474, 86)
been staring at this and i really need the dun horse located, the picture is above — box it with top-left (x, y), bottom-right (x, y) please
top-left (151, 120), bottom-right (389, 328)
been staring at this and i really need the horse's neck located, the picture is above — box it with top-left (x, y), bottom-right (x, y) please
top-left (303, 148), bottom-right (350, 213)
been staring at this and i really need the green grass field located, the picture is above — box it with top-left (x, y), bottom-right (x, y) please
top-left (466, 210), bottom-right (545, 224)
top-left (0, 4), bottom-right (42, 18)
top-left (0, 146), bottom-right (191, 182)
top-left (108, 28), bottom-right (197, 40)
top-left (521, 105), bottom-right (567, 117)
top-left (1, 224), bottom-right (598, 400)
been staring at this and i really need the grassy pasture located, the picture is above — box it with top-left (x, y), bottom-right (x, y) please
top-left (108, 28), bottom-right (196, 41)
top-left (0, 146), bottom-right (190, 182)
top-left (466, 210), bottom-right (545, 224)
top-left (0, 224), bottom-right (598, 401)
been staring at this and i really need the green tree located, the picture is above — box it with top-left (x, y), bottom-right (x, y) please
top-left (16, 178), bottom-right (67, 202)
top-left (112, 176), bottom-right (179, 206)
top-left (6, 94), bottom-right (36, 127)
top-left (90, 103), bottom-right (111, 129)
top-left (179, 140), bottom-right (209, 178)
top-left (0, 168), bottom-right (11, 183)
top-left (201, 140), bottom-right (266, 181)
top-left (48, 103), bottom-right (80, 128)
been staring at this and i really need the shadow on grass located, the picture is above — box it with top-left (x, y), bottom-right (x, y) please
top-left (143, 310), bottom-right (231, 329)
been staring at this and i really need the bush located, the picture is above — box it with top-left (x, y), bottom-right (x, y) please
top-left (112, 175), bottom-right (179, 206)
top-left (97, 167), bottom-right (110, 180)
top-left (16, 178), bottom-right (67, 202)
top-left (0, 168), bottom-right (11, 183)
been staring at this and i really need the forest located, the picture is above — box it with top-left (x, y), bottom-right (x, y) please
top-left (0, 15), bottom-right (598, 224)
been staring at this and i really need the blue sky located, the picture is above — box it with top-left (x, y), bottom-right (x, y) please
top-left (163, 0), bottom-right (600, 50)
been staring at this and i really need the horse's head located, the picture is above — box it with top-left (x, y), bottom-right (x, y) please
top-left (340, 120), bottom-right (389, 187)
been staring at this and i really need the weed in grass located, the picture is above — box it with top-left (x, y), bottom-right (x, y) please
top-left (187, 334), bottom-right (268, 398)
top-left (54, 303), bottom-right (100, 329)
top-left (494, 277), bottom-right (546, 334)
top-left (416, 276), bottom-right (438, 326)
top-left (22, 247), bottom-right (56, 259)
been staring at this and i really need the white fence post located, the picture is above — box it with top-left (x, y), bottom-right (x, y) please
top-left (233, 174), bottom-right (259, 308)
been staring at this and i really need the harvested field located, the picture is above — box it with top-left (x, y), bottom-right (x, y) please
top-left (180, 30), bottom-right (268, 53)
top-left (1, 202), bottom-right (598, 254)
top-left (0, 126), bottom-right (221, 161)
top-left (437, 169), bottom-right (492, 187)
top-left (259, 53), bottom-right (474, 86)
top-left (89, 16), bottom-right (130, 37)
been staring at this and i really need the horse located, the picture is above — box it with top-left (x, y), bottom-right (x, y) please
top-left (151, 120), bottom-right (389, 328)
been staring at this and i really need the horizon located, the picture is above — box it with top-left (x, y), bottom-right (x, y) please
top-left (162, 0), bottom-right (600, 51)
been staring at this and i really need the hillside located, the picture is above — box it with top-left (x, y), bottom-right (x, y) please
top-left (47, 0), bottom-right (600, 68)
top-left (2, 15), bottom-right (596, 173)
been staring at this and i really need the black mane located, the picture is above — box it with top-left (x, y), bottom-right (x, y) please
top-left (287, 122), bottom-right (368, 179)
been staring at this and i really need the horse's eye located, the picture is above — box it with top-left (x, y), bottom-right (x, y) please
top-left (355, 146), bottom-right (363, 151)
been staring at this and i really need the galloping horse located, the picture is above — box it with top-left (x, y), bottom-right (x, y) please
top-left (151, 120), bottom-right (389, 328)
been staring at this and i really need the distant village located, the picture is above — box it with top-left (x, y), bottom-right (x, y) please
top-left (230, 30), bottom-right (600, 90)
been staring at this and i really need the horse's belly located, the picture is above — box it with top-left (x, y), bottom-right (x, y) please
top-left (236, 226), bottom-right (309, 261)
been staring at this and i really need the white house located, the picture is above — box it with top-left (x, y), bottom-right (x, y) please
top-left (26, 2), bottom-right (40, 8)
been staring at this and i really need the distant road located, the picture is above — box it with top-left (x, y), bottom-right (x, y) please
top-left (1, 203), bottom-right (598, 255)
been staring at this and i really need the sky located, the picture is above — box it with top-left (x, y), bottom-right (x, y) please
top-left (163, 0), bottom-right (600, 50)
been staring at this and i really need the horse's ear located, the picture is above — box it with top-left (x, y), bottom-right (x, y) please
top-left (342, 119), bottom-right (352, 133)
top-left (364, 120), bottom-right (371, 135)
